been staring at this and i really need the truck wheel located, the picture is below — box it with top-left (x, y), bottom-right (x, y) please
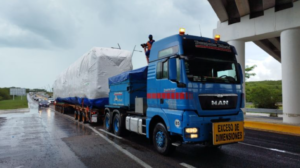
top-left (105, 112), bottom-right (112, 132)
top-left (113, 114), bottom-right (123, 136)
top-left (152, 123), bottom-right (175, 155)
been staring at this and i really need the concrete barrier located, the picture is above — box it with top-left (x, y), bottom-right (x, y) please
top-left (244, 121), bottom-right (300, 136)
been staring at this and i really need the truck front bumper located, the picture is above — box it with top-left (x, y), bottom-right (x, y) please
top-left (180, 110), bottom-right (244, 143)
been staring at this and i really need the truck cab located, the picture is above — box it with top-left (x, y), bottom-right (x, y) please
top-left (105, 30), bottom-right (244, 155)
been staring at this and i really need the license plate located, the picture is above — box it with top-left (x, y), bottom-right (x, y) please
top-left (91, 116), bottom-right (97, 123)
top-left (212, 121), bottom-right (244, 145)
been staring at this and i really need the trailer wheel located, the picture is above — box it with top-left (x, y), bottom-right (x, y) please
top-left (113, 113), bottom-right (123, 136)
top-left (74, 111), bottom-right (78, 120)
top-left (78, 111), bottom-right (83, 122)
top-left (82, 113), bottom-right (86, 123)
top-left (105, 112), bottom-right (112, 132)
top-left (152, 123), bottom-right (175, 155)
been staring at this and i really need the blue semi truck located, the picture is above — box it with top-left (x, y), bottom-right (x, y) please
top-left (55, 29), bottom-right (244, 155)
top-left (103, 29), bottom-right (245, 155)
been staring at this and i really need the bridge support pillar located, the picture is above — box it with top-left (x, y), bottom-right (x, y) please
top-left (281, 29), bottom-right (300, 124)
top-left (228, 40), bottom-right (246, 102)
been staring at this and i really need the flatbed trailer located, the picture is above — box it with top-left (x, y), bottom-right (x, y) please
top-left (55, 102), bottom-right (104, 123)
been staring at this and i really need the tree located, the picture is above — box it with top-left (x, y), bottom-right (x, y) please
top-left (245, 65), bottom-right (257, 80)
top-left (0, 89), bottom-right (10, 101)
top-left (249, 86), bottom-right (279, 109)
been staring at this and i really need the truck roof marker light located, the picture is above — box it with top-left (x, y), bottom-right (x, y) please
top-left (179, 28), bottom-right (185, 35)
top-left (215, 35), bottom-right (220, 41)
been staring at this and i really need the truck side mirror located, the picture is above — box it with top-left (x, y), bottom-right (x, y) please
top-left (168, 57), bottom-right (177, 82)
top-left (238, 63), bottom-right (243, 84)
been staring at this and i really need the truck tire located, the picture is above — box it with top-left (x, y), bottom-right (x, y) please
top-left (152, 123), bottom-right (175, 155)
top-left (113, 113), bottom-right (123, 136)
top-left (105, 112), bottom-right (112, 132)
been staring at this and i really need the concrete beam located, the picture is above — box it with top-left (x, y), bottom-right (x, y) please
top-left (253, 40), bottom-right (281, 62)
top-left (213, 1), bottom-right (300, 42)
top-left (235, 0), bottom-right (250, 17)
top-left (208, 0), bottom-right (228, 22)
top-left (268, 37), bottom-right (281, 51)
top-left (263, 0), bottom-right (276, 10)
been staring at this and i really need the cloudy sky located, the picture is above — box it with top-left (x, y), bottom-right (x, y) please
top-left (0, 0), bottom-right (281, 90)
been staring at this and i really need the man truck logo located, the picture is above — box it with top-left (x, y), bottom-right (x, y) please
top-left (212, 100), bottom-right (229, 106)
top-left (216, 94), bottom-right (224, 98)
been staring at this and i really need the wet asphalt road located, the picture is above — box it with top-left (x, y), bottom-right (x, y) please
top-left (0, 96), bottom-right (300, 168)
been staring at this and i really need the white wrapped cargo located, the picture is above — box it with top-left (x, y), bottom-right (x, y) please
top-left (53, 47), bottom-right (132, 107)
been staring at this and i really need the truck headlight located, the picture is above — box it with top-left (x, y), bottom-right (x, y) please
top-left (185, 128), bottom-right (198, 133)
top-left (185, 133), bottom-right (198, 139)
top-left (190, 134), bottom-right (198, 138)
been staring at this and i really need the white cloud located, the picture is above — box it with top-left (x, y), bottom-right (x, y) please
top-left (246, 55), bottom-right (282, 81)
top-left (0, 0), bottom-right (79, 49)
top-left (245, 42), bottom-right (282, 81)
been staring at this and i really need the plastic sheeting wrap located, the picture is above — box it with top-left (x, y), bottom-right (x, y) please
top-left (53, 47), bottom-right (132, 108)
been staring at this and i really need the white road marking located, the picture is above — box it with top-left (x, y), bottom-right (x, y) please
top-left (180, 162), bottom-right (196, 168)
top-left (88, 125), bottom-right (152, 168)
top-left (99, 129), bottom-right (123, 140)
top-left (239, 142), bottom-right (300, 157)
top-left (56, 112), bottom-right (152, 168)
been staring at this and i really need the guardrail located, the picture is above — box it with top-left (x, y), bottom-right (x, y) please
top-left (245, 108), bottom-right (283, 117)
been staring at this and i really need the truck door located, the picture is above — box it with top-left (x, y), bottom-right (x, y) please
top-left (157, 58), bottom-right (181, 110)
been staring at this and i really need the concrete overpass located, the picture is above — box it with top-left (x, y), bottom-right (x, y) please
top-left (208, 0), bottom-right (300, 124)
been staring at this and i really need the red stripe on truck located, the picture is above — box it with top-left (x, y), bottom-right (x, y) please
top-left (147, 92), bottom-right (193, 100)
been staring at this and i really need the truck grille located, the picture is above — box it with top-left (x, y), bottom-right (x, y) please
top-left (199, 94), bottom-right (238, 110)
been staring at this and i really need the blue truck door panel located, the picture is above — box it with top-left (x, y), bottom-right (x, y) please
top-left (147, 63), bottom-right (160, 108)
top-left (146, 107), bottom-right (170, 138)
top-left (163, 109), bottom-right (184, 134)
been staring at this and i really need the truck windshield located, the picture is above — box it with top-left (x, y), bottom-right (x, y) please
top-left (183, 38), bottom-right (240, 84)
top-left (184, 58), bottom-right (239, 84)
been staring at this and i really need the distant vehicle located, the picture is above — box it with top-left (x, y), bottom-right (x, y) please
top-left (48, 98), bottom-right (55, 104)
top-left (39, 100), bottom-right (50, 108)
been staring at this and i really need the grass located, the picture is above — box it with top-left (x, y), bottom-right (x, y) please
top-left (245, 104), bottom-right (255, 108)
top-left (0, 96), bottom-right (28, 110)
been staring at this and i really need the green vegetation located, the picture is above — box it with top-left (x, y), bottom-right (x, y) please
top-left (0, 88), bottom-right (10, 101)
top-left (0, 87), bottom-right (52, 110)
top-left (246, 80), bottom-right (282, 109)
top-left (0, 96), bottom-right (28, 110)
